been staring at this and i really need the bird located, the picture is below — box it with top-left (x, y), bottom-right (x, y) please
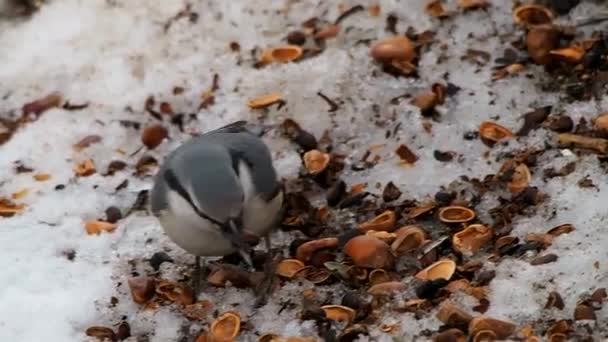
top-left (149, 120), bottom-right (283, 294)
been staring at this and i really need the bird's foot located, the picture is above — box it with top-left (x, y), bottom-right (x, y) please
top-left (191, 256), bottom-right (207, 296)
top-left (253, 252), bottom-right (281, 308)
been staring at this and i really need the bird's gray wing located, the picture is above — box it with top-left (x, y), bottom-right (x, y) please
top-left (201, 130), bottom-right (280, 199)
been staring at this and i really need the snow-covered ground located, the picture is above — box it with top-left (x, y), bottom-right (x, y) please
top-left (1, 0), bottom-right (608, 341)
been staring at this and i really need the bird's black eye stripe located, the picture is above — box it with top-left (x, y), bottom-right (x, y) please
top-left (164, 169), bottom-right (225, 227)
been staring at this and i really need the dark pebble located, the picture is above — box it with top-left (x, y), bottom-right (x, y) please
top-left (148, 252), bottom-right (173, 271)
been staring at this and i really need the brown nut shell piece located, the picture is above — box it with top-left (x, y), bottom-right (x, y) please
top-left (74, 159), bottom-right (96, 177)
top-left (433, 328), bottom-right (466, 342)
top-left (295, 237), bottom-right (338, 263)
top-left (321, 305), bottom-right (356, 323)
top-left (365, 230), bottom-right (397, 244)
top-left (367, 281), bottom-right (407, 296)
top-left (303, 150), bottom-right (330, 175)
top-left (358, 210), bottom-right (396, 232)
top-left (438, 206), bottom-right (476, 223)
top-left (276, 259), bottom-right (306, 278)
top-left (85, 220), bottom-right (117, 235)
top-left (549, 46), bottom-right (585, 64)
top-left (211, 311), bottom-right (241, 341)
top-left (248, 92), bottom-right (283, 109)
top-left (425, 1), bottom-right (450, 18)
top-left (391, 225), bottom-right (426, 255)
top-left (370, 36), bottom-right (415, 63)
top-left (344, 235), bottom-right (394, 269)
top-left (260, 45), bottom-right (303, 64)
top-left (595, 113), bottom-right (608, 130)
top-left (458, 0), bottom-right (487, 9)
top-left (85, 326), bottom-right (116, 341)
top-left (368, 268), bottom-right (391, 285)
top-left (526, 25), bottom-right (560, 65)
top-left (479, 121), bottom-right (513, 143)
top-left (436, 301), bottom-right (473, 325)
top-left (453, 224), bottom-right (492, 254)
top-left (469, 316), bottom-right (516, 340)
top-left (513, 4), bottom-right (553, 26)
top-left (141, 124), bottom-right (168, 149)
top-left (547, 223), bottom-right (574, 236)
top-left (415, 259), bottom-right (456, 281)
top-left (128, 276), bottom-right (156, 304)
top-left (472, 330), bottom-right (497, 342)
top-left (155, 280), bottom-right (195, 305)
top-left (508, 163), bottom-right (532, 193)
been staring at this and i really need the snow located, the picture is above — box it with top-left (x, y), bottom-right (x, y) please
top-left (1, 0), bottom-right (608, 341)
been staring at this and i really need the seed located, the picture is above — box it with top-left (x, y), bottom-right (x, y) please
top-left (370, 36), bottom-right (415, 63)
top-left (530, 253), bottom-right (558, 266)
top-left (286, 30), bottom-right (307, 45)
top-left (141, 124), bottom-right (168, 149)
top-left (472, 330), bottom-right (497, 342)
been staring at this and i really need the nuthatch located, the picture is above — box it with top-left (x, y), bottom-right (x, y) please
top-left (150, 121), bottom-right (283, 286)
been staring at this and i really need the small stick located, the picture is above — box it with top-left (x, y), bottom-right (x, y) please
top-left (557, 133), bottom-right (608, 154)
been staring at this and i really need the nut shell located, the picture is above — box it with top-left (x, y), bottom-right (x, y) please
top-left (415, 259), bottom-right (456, 281)
top-left (453, 224), bottom-right (492, 255)
top-left (438, 206), bottom-right (476, 223)
top-left (358, 210), bottom-right (396, 232)
top-left (141, 124), bottom-right (168, 149)
top-left (344, 235), bottom-right (394, 269)
top-left (371, 36), bottom-right (415, 63)
top-left (479, 121), bottom-right (513, 144)
top-left (303, 150), bottom-right (330, 175)
top-left (211, 311), bottom-right (241, 341)
top-left (469, 316), bottom-right (516, 340)
top-left (260, 45), bottom-right (303, 64)
top-left (391, 225), bottom-right (426, 255)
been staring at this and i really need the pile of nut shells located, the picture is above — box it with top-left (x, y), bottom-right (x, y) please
top-left (57, 1), bottom-right (608, 341)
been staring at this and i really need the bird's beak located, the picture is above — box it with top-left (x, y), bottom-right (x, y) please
top-left (225, 219), bottom-right (254, 270)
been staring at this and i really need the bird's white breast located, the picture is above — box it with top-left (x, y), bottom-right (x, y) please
top-left (238, 161), bottom-right (283, 236)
